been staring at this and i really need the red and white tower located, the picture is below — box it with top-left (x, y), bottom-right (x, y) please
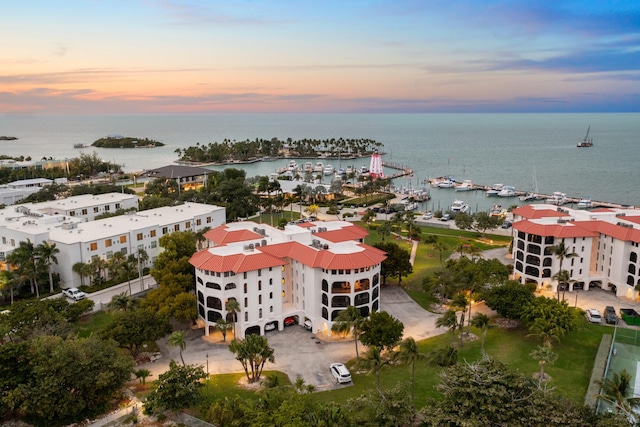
top-left (369, 150), bottom-right (383, 179)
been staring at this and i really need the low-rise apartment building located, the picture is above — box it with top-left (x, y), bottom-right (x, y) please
top-left (512, 204), bottom-right (640, 299)
top-left (189, 221), bottom-right (386, 338)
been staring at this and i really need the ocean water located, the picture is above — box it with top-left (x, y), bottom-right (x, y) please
top-left (1, 113), bottom-right (639, 210)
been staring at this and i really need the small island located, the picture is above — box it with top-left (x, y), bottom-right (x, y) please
top-left (92, 134), bottom-right (164, 149)
top-left (0, 136), bottom-right (18, 141)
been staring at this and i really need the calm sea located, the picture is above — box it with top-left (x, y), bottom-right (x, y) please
top-left (1, 113), bottom-right (639, 211)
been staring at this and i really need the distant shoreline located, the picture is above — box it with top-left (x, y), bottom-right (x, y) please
top-left (174, 152), bottom-right (385, 168)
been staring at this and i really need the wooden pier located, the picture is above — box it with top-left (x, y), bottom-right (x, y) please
top-left (382, 161), bottom-right (413, 179)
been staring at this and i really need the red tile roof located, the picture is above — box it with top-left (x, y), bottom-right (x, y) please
top-left (575, 221), bottom-right (640, 243)
top-left (190, 249), bottom-right (286, 273)
top-left (315, 223), bottom-right (369, 243)
top-left (511, 205), bottom-right (570, 219)
top-left (512, 220), bottom-right (598, 238)
top-left (623, 216), bottom-right (640, 225)
top-left (204, 225), bottom-right (263, 245)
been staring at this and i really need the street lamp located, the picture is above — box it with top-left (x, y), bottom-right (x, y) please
top-left (206, 353), bottom-right (209, 377)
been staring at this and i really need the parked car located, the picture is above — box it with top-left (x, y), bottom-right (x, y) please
top-left (440, 213), bottom-right (451, 221)
top-left (303, 319), bottom-right (312, 331)
top-left (62, 287), bottom-right (86, 301)
top-left (284, 316), bottom-right (296, 326)
top-left (422, 211), bottom-right (433, 220)
top-left (265, 322), bottom-right (276, 331)
top-left (330, 363), bottom-right (352, 384)
top-left (604, 306), bottom-right (619, 325)
top-left (501, 220), bottom-right (512, 229)
top-left (585, 308), bottom-right (602, 324)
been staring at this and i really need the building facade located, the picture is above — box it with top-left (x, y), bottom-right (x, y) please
top-left (512, 204), bottom-right (640, 298)
top-left (190, 221), bottom-right (386, 338)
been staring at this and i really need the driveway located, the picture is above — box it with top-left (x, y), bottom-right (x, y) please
top-left (140, 285), bottom-right (441, 389)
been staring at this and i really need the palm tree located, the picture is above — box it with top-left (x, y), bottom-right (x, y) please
top-left (108, 292), bottom-right (137, 312)
top-left (168, 330), bottom-right (187, 365)
top-left (530, 345), bottom-right (558, 389)
top-left (72, 262), bottom-right (89, 287)
top-left (549, 241), bottom-right (578, 300)
top-left (470, 313), bottom-right (491, 353)
top-left (7, 240), bottom-right (39, 297)
top-left (108, 251), bottom-right (125, 281)
top-left (392, 337), bottom-right (425, 405)
top-left (135, 248), bottom-right (149, 291)
top-left (450, 293), bottom-right (469, 347)
top-left (527, 320), bottom-right (562, 348)
top-left (378, 221), bottom-right (392, 241)
top-left (553, 269), bottom-right (574, 302)
top-left (215, 319), bottom-right (233, 342)
top-left (436, 309), bottom-right (459, 347)
top-left (434, 241), bottom-right (448, 268)
top-left (195, 227), bottom-right (211, 250)
top-left (225, 298), bottom-right (241, 339)
top-left (89, 257), bottom-right (106, 284)
top-left (36, 241), bottom-right (59, 293)
top-left (123, 255), bottom-right (138, 296)
top-left (358, 346), bottom-right (387, 392)
top-left (597, 369), bottom-right (640, 416)
top-left (331, 306), bottom-right (365, 359)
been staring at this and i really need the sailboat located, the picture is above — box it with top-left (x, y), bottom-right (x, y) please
top-left (519, 166), bottom-right (543, 202)
top-left (577, 126), bottom-right (593, 147)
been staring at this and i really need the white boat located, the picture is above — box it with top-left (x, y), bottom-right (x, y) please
top-left (450, 199), bottom-right (469, 213)
top-left (497, 186), bottom-right (516, 197)
top-left (304, 162), bottom-right (313, 173)
top-left (438, 178), bottom-right (456, 188)
top-left (359, 165), bottom-right (369, 174)
top-left (519, 166), bottom-right (542, 201)
top-left (455, 180), bottom-right (474, 191)
top-left (345, 165), bottom-right (353, 175)
top-left (490, 204), bottom-right (505, 217)
top-left (546, 191), bottom-right (567, 205)
top-left (287, 160), bottom-right (298, 171)
top-left (577, 198), bottom-right (593, 209)
top-left (314, 162), bottom-right (324, 174)
top-left (323, 164), bottom-right (334, 175)
top-left (486, 184), bottom-right (503, 196)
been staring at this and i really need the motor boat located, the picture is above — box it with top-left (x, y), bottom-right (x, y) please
top-left (323, 164), bottom-right (334, 175)
top-left (497, 185), bottom-right (516, 197)
top-left (490, 204), bottom-right (504, 217)
top-left (485, 184), bottom-right (503, 196)
top-left (546, 191), bottom-right (567, 205)
top-left (314, 162), bottom-right (324, 174)
top-left (455, 180), bottom-right (474, 191)
top-left (577, 198), bottom-right (593, 209)
top-left (304, 162), bottom-right (313, 173)
top-left (450, 199), bottom-right (469, 213)
top-left (438, 178), bottom-right (456, 188)
top-left (287, 160), bottom-right (298, 171)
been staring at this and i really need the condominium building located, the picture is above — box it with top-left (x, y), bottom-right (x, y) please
top-left (511, 204), bottom-right (640, 298)
top-left (0, 193), bottom-right (226, 287)
top-left (189, 221), bottom-right (386, 338)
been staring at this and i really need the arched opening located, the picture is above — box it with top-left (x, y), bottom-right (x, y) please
top-left (207, 296), bottom-right (222, 310)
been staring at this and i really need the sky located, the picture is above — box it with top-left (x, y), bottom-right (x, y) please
top-left (1, 0), bottom-right (639, 114)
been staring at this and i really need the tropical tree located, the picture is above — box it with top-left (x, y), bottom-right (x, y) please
top-left (144, 360), bottom-right (206, 414)
top-left (36, 241), bottom-right (59, 293)
top-left (530, 345), bottom-right (558, 389)
top-left (108, 292), bottom-right (137, 312)
top-left (378, 220), bottom-right (392, 241)
top-left (123, 254), bottom-right (138, 296)
top-left (305, 204), bottom-right (320, 218)
top-left (597, 369), bottom-right (640, 416)
top-left (359, 310), bottom-right (404, 352)
top-left (471, 312), bottom-right (491, 353)
top-left (225, 298), bottom-right (241, 339)
top-left (549, 241), bottom-right (578, 300)
top-left (358, 346), bottom-right (388, 392)
top-left (436, 309), bottom-right (458, 347)
top-left (331, 306), bottom-right (365, 359)
top-left (168, 330), bottom-right (187, 365)
top-left (553, 269), bottom-right (574, 302)
top-left (72, 261), bottom-right (91, 287)
top-left (215, 318), bottom-right (233, 342)
top-left (434, 241), bottom-right (449, 268)
top-left (229, 334), bottom-right (275, 383)
top-left (133, 368), bottom-right (152, 385)
top-left (392, 337), bottom-right (425, 404)
top-left (135, 247), bottom-right (149, 289)
top-left (7, 239), bottom-right (40, 297)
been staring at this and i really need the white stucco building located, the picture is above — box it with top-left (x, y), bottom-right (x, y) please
top-left (189, 221), bottom-right (386, 338)
top-left (0, 193), bottom-right (226, 287)
top-left (511, 204), bottom-right (640, 298)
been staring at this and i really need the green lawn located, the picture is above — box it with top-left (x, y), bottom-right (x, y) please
top-left (76, 311), bottom-right (113, 338)
top-left (201, 371), bottom-right (291, 402)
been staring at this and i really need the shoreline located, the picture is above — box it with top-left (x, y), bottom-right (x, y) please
top-left (174, 152), bottom-right (386, 168)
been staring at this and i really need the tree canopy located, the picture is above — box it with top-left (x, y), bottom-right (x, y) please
top-left (359, 310), bottom-right (404, 352)
top-left (373, 242), bottom-right (412, 285)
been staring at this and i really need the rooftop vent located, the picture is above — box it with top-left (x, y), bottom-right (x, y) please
top-left (557, 219), bottom-right (568, 224)
top-left (323, 244), bottom-right (329, 250)
top-left (261, 239), bottom-right (267, 247)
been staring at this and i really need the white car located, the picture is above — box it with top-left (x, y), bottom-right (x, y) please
top-left (585, 308), bottom-right (602, 324)
top-left (330, 363), bottom-right (352, 384)
top-left (422, 212), bottom-right (433, 220)
top-left (265, 322), bottom-right (276, 332)
top-left (62, 287), bottom-right (86, 301)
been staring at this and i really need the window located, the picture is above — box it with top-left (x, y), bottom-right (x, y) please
top-left (185, 221), bottom-right (191, 229)
top-left (259, 308), bottom-right (263, 318)
top-left (115, 203), bottom-right (121, 209)
top-left (269, 278), bottom-right (273, 285)
top-left (69, 211), bottom-right (76, 216)
top-left (244, 297), bottom-right (248, 307)
top-left (258, 281), bottom-right (262, 291)
top-left (93, 207), bottom-right (99, 213)
top-left (243, 272), bottom-right (247, 279)
top-left (90, 242), bottom-right (98, 251)
top-left (258, 269), bottom-right (262, 277)
top-left (244, 312), bottom-right (248, 321)
top-left (151, 241), bottom-right (157, 248)
top-left (150, 230), bottom-right (156, 237)
top-left (105, 239), bottom-right (112, 247)
top-left (105, 205), bottom-right (110, 211)
top-left (119, 235), bottom-right (127, 244)
top-left (207, 216), bottom-right (212, 223)
top-left (137, 233), bottom-right (143, 241)
top-left (244, 283), bottom-right (248, 293)
top-left (259, 295), bottom-right (262, 304)
top-left (174, 224), bottom-right (180, 231)
top-left (106, 251), bottom-right (113, 259)
top-left (269, 292), bottom-right (273, 299)
top-left (270, 306), bottom-right (273, 313)
top-left (81, 209), bottom-right (87, 215)
top-left (196, 219), bottom-right (202, 226)
top-left (162, 227), bottom-right (168, 235)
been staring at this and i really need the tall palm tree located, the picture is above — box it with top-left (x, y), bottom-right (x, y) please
top-left (392, 337), bottom-right (425, 405)
top-left (436, 309), bottom-right (459, 347)
top-left (451, 293), bottom-right (469, 347)
top-left (135, 248), bottom-right (149, 291)
top-left (549, 241), bottom-right (578, 300)
top-left (470, 313), bottom-right (491, 353)
top-left (597, 369), bottom-right (640, 416)
top-left (168, 330), bottom-right (187, 365)
top-left (331, 306), bottom-right (365, 359)
top-left (434, 241), bottom-right (449, 268)
top-left (358, 346), bottom-right (387, 392)
top-left (225, 298), bottom-right (241, 339)
top-left (108, 292), bottom-right (137, 312)
top-left (108, 251), bottom-right (125, 281)
top-left (530, 345), bottom-right (558, 389)
top-left (123, 255), bottom-right (138, 296)
top-left (7, 240), bottom-right (39, 297)
top-left (215, 318), bottom-right (233, 342)
top-left (72, 261), bottom-right (89, 287)
top-left (553, 269), bottom-right (574, 302)
top-left (36, 241), bottom-right (59, 293)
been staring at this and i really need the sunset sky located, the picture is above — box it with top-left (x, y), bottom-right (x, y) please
top-left (2, 0), bottom-right (639, 114)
